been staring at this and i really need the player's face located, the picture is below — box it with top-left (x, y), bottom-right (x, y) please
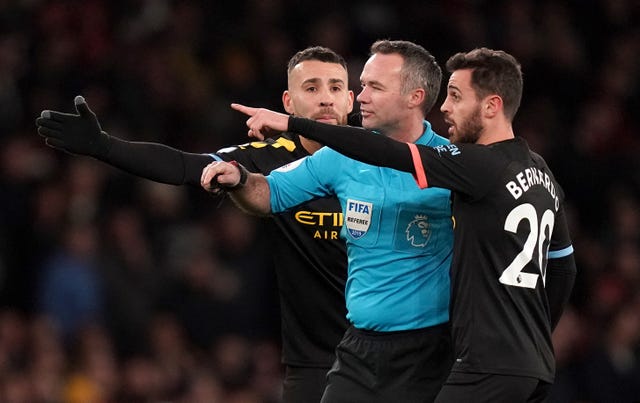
top-left (357, 53), bottom-right (411, 135)
top-left (283, 60), bottom-right (354, 126)
top-left (440, 69), bottom-right (484, 144)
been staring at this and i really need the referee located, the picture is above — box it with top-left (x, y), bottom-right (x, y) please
top-left (202, 40), bottom-right (454, 402)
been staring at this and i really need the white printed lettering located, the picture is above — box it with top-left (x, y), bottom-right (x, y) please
top-left (506, 181), bottom-right (523, 199)
top-left (516, 172), bottom-right (530, 192)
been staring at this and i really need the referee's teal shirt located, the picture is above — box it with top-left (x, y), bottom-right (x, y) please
top-left (267, 121), bottom-right (453, 331)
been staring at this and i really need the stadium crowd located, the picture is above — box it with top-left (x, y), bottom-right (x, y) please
top-left (0, 0), bottom-right (638, 401)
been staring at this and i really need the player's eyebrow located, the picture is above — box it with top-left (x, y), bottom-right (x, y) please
top-left (301, 78), bottom-right (320, 85)
top-left (301, 77), bottom-right (346, 86)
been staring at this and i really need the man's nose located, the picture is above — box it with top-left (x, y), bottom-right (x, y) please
top-left (318, 87), bottom-right (336, 106)
top-left (356, 88), bottom-right (368, 103)
top-left (440, 100), bottom-right (449, 113)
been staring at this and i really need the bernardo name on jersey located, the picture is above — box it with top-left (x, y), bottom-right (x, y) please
top-left (505, 166), bottom-right (560, 211)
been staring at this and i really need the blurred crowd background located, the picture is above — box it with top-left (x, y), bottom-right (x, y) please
top-left (0, 0), bottom-right (638, 402)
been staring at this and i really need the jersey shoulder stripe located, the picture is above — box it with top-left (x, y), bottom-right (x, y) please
top-left (408, 143), bottom-right (428, 189)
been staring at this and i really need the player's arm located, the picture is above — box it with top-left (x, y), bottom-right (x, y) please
top-left (546, 254), bottom-right (576, 331)
top-left (288, 117), bottom-right (416, 174)
top-left (231, 104), bottom-right (416, 174)
top-left (36, 96), bottom-right (211, 186)
top-left (545, 206), bottom-right (577, 331)
top-left (200, 161), bottom-right (271, 216)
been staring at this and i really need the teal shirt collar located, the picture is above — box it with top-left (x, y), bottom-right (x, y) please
top-left (416, 120), bottom-right (436, 145)
top-left (371, 120), bottom-right (437, 145)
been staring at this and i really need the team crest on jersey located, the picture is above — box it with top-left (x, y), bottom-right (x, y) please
top-left (345, 199), bottom-right (372, 239)
top-left (405, 214), bottom-right (431, 247)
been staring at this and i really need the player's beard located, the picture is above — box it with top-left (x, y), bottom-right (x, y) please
top-left (453, 105), bottom-right (483, 144)
top-left (312, 108), bottom-right (343, 125)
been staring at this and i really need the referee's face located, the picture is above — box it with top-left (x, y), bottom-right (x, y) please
top-left (357, 52), bottom-right (408, 136)
top-left (283, 60), bottom-right (354, 126)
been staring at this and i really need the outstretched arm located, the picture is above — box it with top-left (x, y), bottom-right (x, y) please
top-left (287, 117), bottom-right (416, 173)
top-left (231, 103), bottom-right (416, 174)
top-left (36, 96), bottom-right (211, 186)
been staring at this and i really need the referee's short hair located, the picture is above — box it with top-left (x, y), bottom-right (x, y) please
top-left (369, 40), bottom-right (443, 116)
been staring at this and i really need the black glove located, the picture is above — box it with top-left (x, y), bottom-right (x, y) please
top-left (36, 95), bottom-right (111, 158)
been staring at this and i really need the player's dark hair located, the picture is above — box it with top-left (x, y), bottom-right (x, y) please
top-left (446, 48), bottom-right (523, 121)
top-left (287, 46), bottom-right (348, 74)
top-left (370, 40), bottom-right (442, 116)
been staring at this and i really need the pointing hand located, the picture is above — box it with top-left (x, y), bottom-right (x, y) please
top-left (231, 103), bottom-right (289, 140)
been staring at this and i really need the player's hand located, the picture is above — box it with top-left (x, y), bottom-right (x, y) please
top-left (231, 103), bottom-right (289, 140)
top-left (201, 161), bottom-right (241, 194)
top-left (36, 95), bottom-right (110, 157)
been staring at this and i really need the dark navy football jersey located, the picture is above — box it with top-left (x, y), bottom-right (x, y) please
top-left (213, 133), bottom-right (348, 367)
top-left (409, 138), bottom-right (573, 382)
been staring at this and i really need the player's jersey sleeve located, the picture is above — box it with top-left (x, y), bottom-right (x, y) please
top-left (287, 117), bottom-right (417, 172)
top-left (211, 143), bottom-right (263, 169)
top-left (266, 147), bottom-right (341, 213)
top-left (528, 151), bottom-right (574, 259)
top-left (548, 204), bottom-right (573, 258)
top-left (544, 197), bottom-right (576, 328)
top-left (287, 117), bottom-right (506, 198)
top-left (287, 117), bottom-right (517, 199)
top-left (409, 143), bottom-right (508, 200)
top-left (98, 134), bottom-right (303, 187)
top-left (210, 134), bottom-right (309, 175)
top-left (103, 137), bottom-right (214, 186)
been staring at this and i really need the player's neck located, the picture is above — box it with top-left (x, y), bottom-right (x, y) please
top-left (300, 136), bottom-right (323, 154)
top-left (387, 117), bottom-right (426, 143)
top-left (477, 123), bottom-right (515, 145)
